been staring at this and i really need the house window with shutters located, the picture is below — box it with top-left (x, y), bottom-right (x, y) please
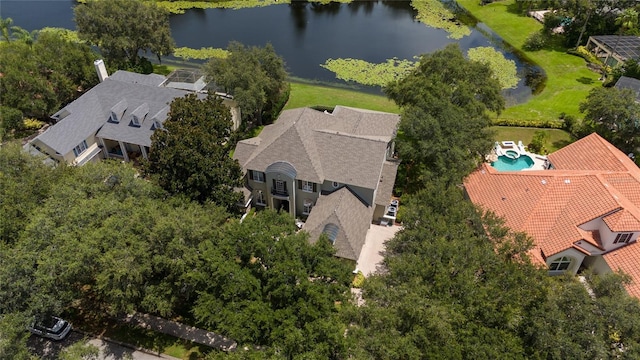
top-left (298, 180), bottom-right (316, 193)
top-left (249, 170), bottom-right (265, 183)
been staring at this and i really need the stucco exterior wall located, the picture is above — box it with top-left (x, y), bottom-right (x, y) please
top-left (546, 248), bottom-right (587, 276)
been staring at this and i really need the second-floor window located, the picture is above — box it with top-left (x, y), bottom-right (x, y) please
top-left (73, 140), bottom-right (88, 157)
top-left (298, 180), bottom-right (316, 192)
top-left (614, 233), bottom-right (634, 244)
top-left (250, 170), bottom-right (265, 182)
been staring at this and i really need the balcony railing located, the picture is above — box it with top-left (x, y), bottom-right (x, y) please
top-left (271, 188), bottom-right (289, 197)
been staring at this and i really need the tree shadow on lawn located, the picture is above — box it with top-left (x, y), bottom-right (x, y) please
top-left (505, 1), bottom-right (528, 16)
top-left (576, 76), bottom-right (595, 85)
top-left (552, 139), bottom-right (573, 149)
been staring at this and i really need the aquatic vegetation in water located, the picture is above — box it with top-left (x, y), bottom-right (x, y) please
top-left (173, 47), bottom-right (230, 60)
top-left (320, 58), bottom-right (417, 87)
top-left (411, 0), bottom-right (471, 39)
top-left (154, 0), bottom-right (353, 14)
top-left (467, 47), bottom-right (518, 89)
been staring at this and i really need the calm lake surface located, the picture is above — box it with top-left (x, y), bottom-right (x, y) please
top-left (1, 0), bottom-right (538, 103)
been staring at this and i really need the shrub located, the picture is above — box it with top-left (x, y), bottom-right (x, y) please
top-left (0, 106), bottom-right (23, 133)
top-left (528, 130), bottom-right (550, 154)
top-left (523, 31), bottom-right (547, 51)
top-left (492, 117), bottom-right (563, 128)
top-left (567, 46), bottom-right (601, 65)
top-left (351, 271), bottom-right (365, 288)
top-left (23, 118), bottom-right (45, 131)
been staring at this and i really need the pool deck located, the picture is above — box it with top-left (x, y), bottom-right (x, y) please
top-left (491, 140), bottom-right (548, 171)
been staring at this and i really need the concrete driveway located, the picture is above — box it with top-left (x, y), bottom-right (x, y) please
top-left (356, 224), bottom-right (401, 276)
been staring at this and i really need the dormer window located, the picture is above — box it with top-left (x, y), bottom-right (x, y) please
top-left (153, 120), bottom-right (163, 130)
top-left (614, 233), bottom-right (634, 244)
top-left (109, 99), bottom-right (128, 123)
top-left (129, 103), bottom-right (149, 127)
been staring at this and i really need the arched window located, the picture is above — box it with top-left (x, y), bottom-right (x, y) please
top-left (322, 223), bottom-right (339, 245)
top-left (549, 256), bottom-right (572, 271)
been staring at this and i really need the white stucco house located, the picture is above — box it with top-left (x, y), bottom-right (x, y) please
top-left (464, 133), bottom-right (640, 298)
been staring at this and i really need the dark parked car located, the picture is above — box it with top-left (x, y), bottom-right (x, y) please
top-left (28, 316), bottom-right (72, 340)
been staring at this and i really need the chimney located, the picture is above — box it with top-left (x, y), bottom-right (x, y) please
top-left (94, 59), bottom-right (108, 82)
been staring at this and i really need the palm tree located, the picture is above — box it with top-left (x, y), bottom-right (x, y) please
top-left (0, 17), bottom-right (13, 42)
top-left (11, 27), bottom-right (39, 49)
top-left (608, 8), bottom-right (639, 67)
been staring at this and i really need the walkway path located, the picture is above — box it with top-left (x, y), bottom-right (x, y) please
top-left (122, 313), bottom-right (237, 352)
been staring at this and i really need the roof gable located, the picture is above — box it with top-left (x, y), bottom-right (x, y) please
top-left (303, 187), bottom-right (374, 260)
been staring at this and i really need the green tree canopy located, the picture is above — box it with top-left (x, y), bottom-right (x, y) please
top-left (145, 93), bottom-right (244, 211)
top-left (74, 0), bottom-right (175, 67)
top-left (0, 27), bottom-right (98, 120)
top-left (385, 44), bottom-right (504, 191)
top-left (579, 87), bottom-right (640, 157)
top-left (203, 41), bottom-right (288, 126)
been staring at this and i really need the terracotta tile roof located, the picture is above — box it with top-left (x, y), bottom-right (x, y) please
top-left (604, 210), bottom-right (640, 232)
top-left (465, 167), bottom-right (619, 256)
top-left (604, 242), bottom-right (640, 298)
top-left (547, 133), bottom-right (637, 172)
top-left (465, 133), bottom-right (640, 297)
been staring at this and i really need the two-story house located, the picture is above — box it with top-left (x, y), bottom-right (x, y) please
top-left (233, 106), bottom-right (400, 260)
top-left (464, 133), bottom-right (640, 298)
top-left (27, 60), bottom-right (240, 166)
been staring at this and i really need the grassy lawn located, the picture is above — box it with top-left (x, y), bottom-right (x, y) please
top-left (456, 0), bottom-right (600, 123)
top-left (492, 126), bottom-right (573, 152)
top-left (285, 82), bottom-right (400, 113)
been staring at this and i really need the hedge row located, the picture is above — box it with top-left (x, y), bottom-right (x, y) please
top-left (492, 117), bottom-right (564, 129)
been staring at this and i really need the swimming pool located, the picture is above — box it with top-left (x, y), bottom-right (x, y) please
top-left (491, 155), bottom-right (534, 171)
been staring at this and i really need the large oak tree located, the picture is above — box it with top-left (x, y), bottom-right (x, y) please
top-left (385, 44), bottom-right (504, 191)
top-left (203, 42), bottom-right (288, 127)
top-left (74, 0), bottom-right (174, 67)
top-left (145, 93), bottom-right (244, 211)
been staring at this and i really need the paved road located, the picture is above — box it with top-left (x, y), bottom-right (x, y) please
top-left (27, 330), bottom-right (178, 360)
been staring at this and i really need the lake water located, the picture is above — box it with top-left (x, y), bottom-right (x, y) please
top-left (0, 0), bottom-right (540, 103)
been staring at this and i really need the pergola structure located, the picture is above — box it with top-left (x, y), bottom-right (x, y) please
top-left (586, 35), bottom-right (640, 66)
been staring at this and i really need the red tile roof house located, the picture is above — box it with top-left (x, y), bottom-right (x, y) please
top-left (464, 133), bottom-right (640, 298)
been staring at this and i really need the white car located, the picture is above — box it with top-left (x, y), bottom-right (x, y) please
top-left (28, 316), bottom-right (72, 341)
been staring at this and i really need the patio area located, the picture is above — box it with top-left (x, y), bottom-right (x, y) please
top-left (356, 223), bottom-right (402, 276)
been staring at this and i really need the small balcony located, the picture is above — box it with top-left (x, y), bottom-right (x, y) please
top-left (271, 188), bottom-right (289, 199)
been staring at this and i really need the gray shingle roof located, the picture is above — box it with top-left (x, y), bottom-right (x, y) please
top-left (109, 70), bottom-right (167, 87)
top-left (303, 187), bottom-right (374, 260)
top-left (236, 106), bottom-right (399, 189)
top-left (35, 75), bottom-right (194, 154)
top-left (374, 160), bottom-right (399, 206)
top-left (615, 76), bottom-right (640, 102)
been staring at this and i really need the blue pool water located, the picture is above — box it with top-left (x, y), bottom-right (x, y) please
top-left (491, 155), bottom-right (534, 171)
